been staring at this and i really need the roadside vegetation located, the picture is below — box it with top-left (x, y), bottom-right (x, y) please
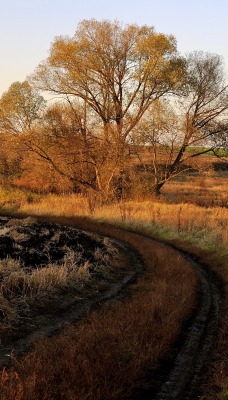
top-left (0, 215), bottom-right (198, 400)
top-left (0, 216), bottom-right (124, 345)
top-left (0, 160), bottom-right (227, 399)
top-left (0, 18), bottom-right (227, 400)
top-left (0, 162), bottom-right (227, 250)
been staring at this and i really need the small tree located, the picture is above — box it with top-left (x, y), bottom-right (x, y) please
top-left (0, 81), bottom-right (46, 185)
top-left (0, 81), bottom-right (46, 134)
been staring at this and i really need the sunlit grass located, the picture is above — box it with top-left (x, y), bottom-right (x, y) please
top-left (14, 192), bottom-right (227, 253)
top-left (0, 181), bottom-right (227, 400)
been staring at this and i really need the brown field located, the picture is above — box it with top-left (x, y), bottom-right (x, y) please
top-left (0, 217), bottom-right (198, 400)
top-left (0, 155), bottom-right (227, 399)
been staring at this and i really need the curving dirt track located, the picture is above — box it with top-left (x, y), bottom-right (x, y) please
top-left (154, 252), bottom-right (222, 400)
top-left (0, 214), bottom-right (224, 399)
top-left (29, 215), bottom-right (223, 400)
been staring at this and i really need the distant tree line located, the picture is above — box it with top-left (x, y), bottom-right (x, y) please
top-left (0, 19), bottom-right (227, 199)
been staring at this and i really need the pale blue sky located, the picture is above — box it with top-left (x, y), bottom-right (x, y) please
top-left (0, 0), bottom-right (228, 95)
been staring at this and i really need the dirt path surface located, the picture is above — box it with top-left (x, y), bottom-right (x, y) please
top-left (30, 215), bottom-right (223, 400)
top-left (0, 214), bottom-right (224, 399)
top-left (154, 253), bottom-right (222, 400)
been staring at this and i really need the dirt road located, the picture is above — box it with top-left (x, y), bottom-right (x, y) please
top-left (0, 214), bottom-right (224, 399)
top-left (34, 215), bottom-right (223, 399)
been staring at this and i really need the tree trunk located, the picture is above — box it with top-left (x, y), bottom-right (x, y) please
top-left (153, 182), bottom-right (165, 196)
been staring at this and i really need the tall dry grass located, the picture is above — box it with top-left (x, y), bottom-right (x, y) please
top-left (16, 192), bottom-right (228, 252)
top-left (162, 171), bottom-right (228, 208)
top-left (0, 171), bottom-right (227, 254)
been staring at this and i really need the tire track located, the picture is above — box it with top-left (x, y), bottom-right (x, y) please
top-left (55, 217), bottom-right (222, 400)
top-left (155, 254), bottom-right (222, 400)
top-left (0, 214), bottom-right (224, 399)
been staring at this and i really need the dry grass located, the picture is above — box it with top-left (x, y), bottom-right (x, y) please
top-left (6, 192), bottom-right (225, 256)
top-left (0, 257), bottom-right (93, 341)
top-left (0, 225), bottom-right (198, 400)
top-left (16, 191), bottom-right (227, 250)
top-left (0, 171), bottom-right (227, 399)
top-left (0, 257), bottom-right (91, 297)
top-left (95, 200), bottom-right (228, 244)
top-left (7, 169), bottom-right (225, 251)
top-left (163, 171), bottom-right (228, 207)
top-left (0, 217), bottom-right (121, 341)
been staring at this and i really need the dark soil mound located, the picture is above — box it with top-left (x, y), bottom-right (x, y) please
top-left (0, 216), bottom-right (110, 271)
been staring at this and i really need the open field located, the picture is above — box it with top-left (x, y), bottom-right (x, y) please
top-left (162, 170), bottom-right (228, 207)
top-left (10, 188), bottom-right (228, 250)
top-left (0, 162), bottom-right (227, 399)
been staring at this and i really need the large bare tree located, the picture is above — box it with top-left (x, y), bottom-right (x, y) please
top-left (30, 19), bottom-right (184, 194)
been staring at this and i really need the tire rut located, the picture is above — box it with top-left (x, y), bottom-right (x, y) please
top-left (0, 214), bottom-right (224, 399)
top-left (155, 254), bottom-right (222, 400)
top-left (59, 219), bottom-right (223, 400)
